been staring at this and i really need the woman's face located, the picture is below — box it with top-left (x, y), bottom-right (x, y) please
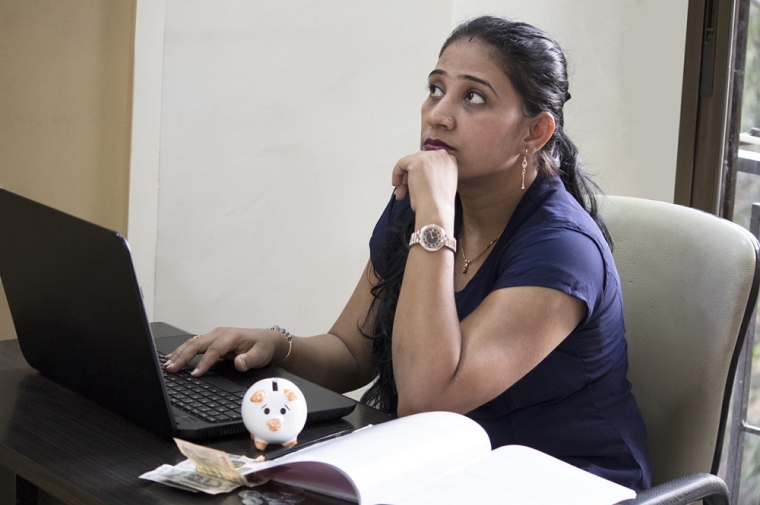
top-left (421, 39), bottom-right (528, 183)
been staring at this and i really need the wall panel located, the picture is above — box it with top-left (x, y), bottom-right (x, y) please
top-left (0, 0), bottom-right (136, 340)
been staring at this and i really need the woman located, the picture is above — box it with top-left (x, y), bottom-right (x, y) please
top-left (165, 16), bottom-right (652, 491)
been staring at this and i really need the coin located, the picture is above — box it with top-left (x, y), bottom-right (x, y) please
top-left (238, 490), bottom-right (263, 499)
top-left (282, 496), bottom-right (306, 503)
top-left (279, 486), bottom-right (305, 496)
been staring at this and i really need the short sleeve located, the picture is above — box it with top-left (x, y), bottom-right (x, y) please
top-left (369, 194), bottom-right (412, 279)
top-left (495, 226), bottom-right (607, 316)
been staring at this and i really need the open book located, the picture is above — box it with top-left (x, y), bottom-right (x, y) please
top-left (252, 411), bottom-right (636, 505)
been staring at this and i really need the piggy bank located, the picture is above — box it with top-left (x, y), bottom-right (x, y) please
top-left (241, 378), bottom-right (307, 451)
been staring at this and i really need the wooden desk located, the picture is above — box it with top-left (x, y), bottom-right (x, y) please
top-left (0, 339), bottom-right (390, 504)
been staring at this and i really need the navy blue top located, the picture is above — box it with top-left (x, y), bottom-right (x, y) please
top-left (369, 176), bottom-right (652, 491)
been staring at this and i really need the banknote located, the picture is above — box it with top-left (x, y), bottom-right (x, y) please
top-left (140, 464), bottom-right (240, 494)
top-left (174, 438), bottom-right (249, 485)
top-left (139, 440), bottom-right (273, 494)
top-left (139, 465), bottom-right (199, 493)
top-left (173, 454), bottom-right (269, 481)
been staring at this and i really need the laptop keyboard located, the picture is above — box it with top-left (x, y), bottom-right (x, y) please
top-left (158, 354), bottom-right (244, 424)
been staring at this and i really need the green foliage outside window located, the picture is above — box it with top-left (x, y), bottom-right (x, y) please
top-left (734, 2), bottom-right (760, 503)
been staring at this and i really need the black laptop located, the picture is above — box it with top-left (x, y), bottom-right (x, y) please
top-left (0, 188), bottom-right (355, 439)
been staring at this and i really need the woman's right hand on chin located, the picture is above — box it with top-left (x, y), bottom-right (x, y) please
top-left (162, 327), bottom-right (286, 377)
top-left (391, 149), bottom-right (458, 215)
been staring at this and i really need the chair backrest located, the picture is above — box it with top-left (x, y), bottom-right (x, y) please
top-left (596, 195), bottom-right (760, 486)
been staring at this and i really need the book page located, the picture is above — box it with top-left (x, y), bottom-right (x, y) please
top-left (252, 411), bottom-right (491, 504)
top-left (272, 462), bottom-right (358, 502)
top-left (390, 445), bottom-right (637, 505)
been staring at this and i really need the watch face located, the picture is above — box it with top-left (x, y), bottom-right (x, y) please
top-left (420, 225), bottom-right (445, 251)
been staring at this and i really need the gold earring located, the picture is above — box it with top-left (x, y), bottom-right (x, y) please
top-left (521, 148), bottom-right (528, 190)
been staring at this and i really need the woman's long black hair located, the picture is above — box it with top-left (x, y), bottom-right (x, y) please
top-left (360, 16), bottom-right (611, 414)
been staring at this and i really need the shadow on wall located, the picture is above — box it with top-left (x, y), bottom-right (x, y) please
top-left (0, 283), bottom-right (16, 340)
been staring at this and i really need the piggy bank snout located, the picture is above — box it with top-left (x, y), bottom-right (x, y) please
top-left (267, 418), bottom-right (282, 431)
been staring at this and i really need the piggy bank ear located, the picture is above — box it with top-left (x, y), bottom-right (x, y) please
top-left (283, 389), bottom-right (298, 402)
top-left (249, 390), bottom-right (266, 403)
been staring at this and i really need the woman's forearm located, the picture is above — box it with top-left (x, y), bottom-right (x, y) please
top-left (279, 263), bottom-right (379, 394)
top-left (392, 210), bottom-right (462, 416)
top-left (279, 332), bottom-right (374, 394)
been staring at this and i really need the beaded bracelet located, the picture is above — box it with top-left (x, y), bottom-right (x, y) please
top-left (270, 325), bottom-right (293, 364)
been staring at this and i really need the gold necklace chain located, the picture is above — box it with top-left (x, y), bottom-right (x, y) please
top-left (458, 234), bottom-right (499, 274)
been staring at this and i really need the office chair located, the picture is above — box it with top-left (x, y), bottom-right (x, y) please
top-left (594, 196), bottom-right (760, 505)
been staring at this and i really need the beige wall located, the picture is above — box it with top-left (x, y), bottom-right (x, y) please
top-left (133, 1), bottom-right (689, 343)
top-left (0, 0), bottom-right (136, 340)
top-left (0, 1), bottom-right (690, 343)
top-left (137, 1), bottom-right (452, 337)
top-left (452, 0), bottom-right (688, 202)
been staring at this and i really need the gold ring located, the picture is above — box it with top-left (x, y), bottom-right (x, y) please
top-left (190, 335), bottom-right (200, 340)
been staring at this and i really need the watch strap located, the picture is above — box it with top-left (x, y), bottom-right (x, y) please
top-left (409, 224), bottom-right (457, 252)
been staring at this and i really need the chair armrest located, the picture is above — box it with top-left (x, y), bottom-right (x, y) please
top-left (615, 473), bottom-right (729, 505)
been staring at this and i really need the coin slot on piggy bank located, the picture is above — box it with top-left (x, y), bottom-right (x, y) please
top-left (241, 378), bottom-right (307, 451)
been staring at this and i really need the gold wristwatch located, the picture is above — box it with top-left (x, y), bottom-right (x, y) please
top-left (409, 224), bottom-right (457, 252)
